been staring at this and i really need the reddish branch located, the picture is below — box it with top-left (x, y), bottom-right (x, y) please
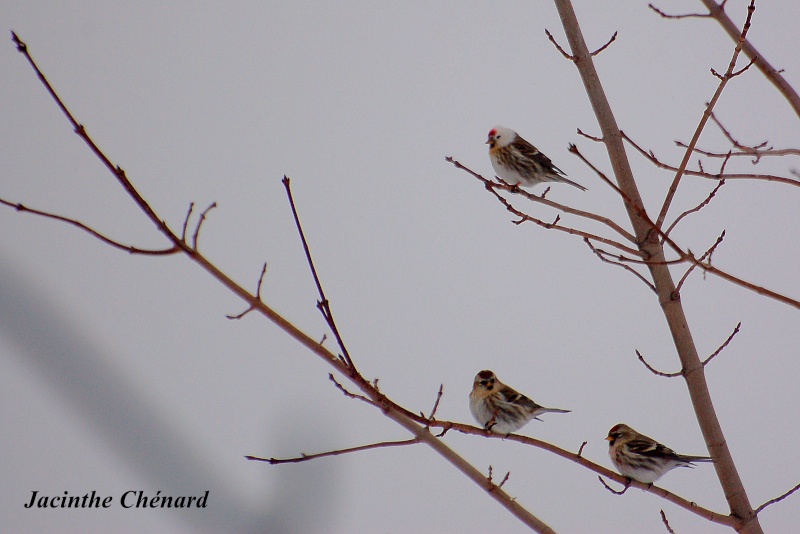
top-left (245, 438), bottom-right (421, 464)
top-left (664, 179), bottom-right (726, 238)
top-left (445, 157), bottom-right (640, 253)
top-left (650, 1), bottom-right (800, 117)
top-left (677, 111), bottom-right (800, 162)
top-left (226, 263), bottom-right (269, 319)
top-left (661, 509), bottom-right (677, 534)
top-left (656, 0), bottom-right (758, 229)
top-left (0, 197), bottom-right (179, 255)
top-left (584, 239), bottom-right (657, 293)
top-left (624, 132), bottom-right (800, 188)
top-left (636, 322), bottom-right (741, 377)
top-left (755, 482), bottom-right (800, 514)
top-left (649, 3), bottom-right (712, 19)
top-left (545, 29), bottom-right (618, 59)
top-left (450, 149), bottom-right (800, 309)
top-left (283, 176), bottom-right (357, 370)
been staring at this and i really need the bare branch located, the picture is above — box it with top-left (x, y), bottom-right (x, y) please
top-left (544, 29), bottom-right (574, 60)
top-left (636, 349), bottom-right (682, 378)
top-left (657, 0), bottom-right (760, 228)
top-left (703, 322), bottom-right (741, 367)
top-left (577, 441), bottom-right (587, 457)
top-left (674, 231), bottom-right (726, 297)
top-left (181, 203), bottom-right (194, 242)
top-left (648, 4), bottom-right (711, 19)
top-left (10, 33), bottom-right (184, 247)
top-left (699, 261), bottom-right (800, 309)
top-left (283, 177), bottom-right (356, 370)
top-left (624, 132), bottom-right (800, 188)
top-left (328, 373), bottom-right (381, 409)
top-left (576, 128), bottom-right (603, 143)
top-left (245, 438), bottom-right (420, 464)
top-left (599, 476), bottom-right (631, 495)
top-left (425, 384), bottom-right (444, 422)
top-left (660, 509), bottom-right (677, 534)
top-left (191, 202), bottom-right (217, 250)
top-left (0, 197), bottom-right (179, 255)
top-left (755, 482), bottom-right (800, 514)
top-left (697, 0), bottom-right (800, 117)
top-left (664, 179), bottom-right (726, 238)
top-left (591, 31), bottom-right (617, 56)
top-left (729, 57), bottom-right (756, 78)
top-left (708, 110), bottom-right (800, 162)
top-left (498, 471), bottom-right (511, 489)
top-left (447, 157), bottom-right (641, 254)
top-left (584, 239), bottom-right (657, 293)
top-left (226, 263), bottom-right (268, 320)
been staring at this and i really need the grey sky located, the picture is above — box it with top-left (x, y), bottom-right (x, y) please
top-left (2, 1), bottom-right (799, 532)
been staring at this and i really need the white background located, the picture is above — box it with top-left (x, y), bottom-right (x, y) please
top-left (2, 1), bottom-right (799, 532)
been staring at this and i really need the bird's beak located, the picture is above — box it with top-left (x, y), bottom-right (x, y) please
top-left (485, 139), bottom-right (492, 145)
top-left (605, 436), bottom-right (613, 441)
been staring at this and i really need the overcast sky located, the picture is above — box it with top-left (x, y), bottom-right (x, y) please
top-left (2, 1), bottom-right (799, 532)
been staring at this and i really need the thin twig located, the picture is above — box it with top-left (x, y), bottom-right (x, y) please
top-left (226, 263), bottom-right (268, 319)
top-left (599, 476), bottom-right (631, 495)
top-left (755, 482), bottom-right (800, 514)
top-left (591, 31), bottom-right (617, 56)
top-left (584, 239), bottom-right (657, 293)
top-left (636, 349), bottom-right (682, 378)
top-left (663, 179), bottom-right (726, 238)
top-left (328, 373), bottom-right (380, 408)
top-left (576, 128), bottom-right (603, 143)
top-left (648, 4), bottom-right (711, 19)
top-left (544, 29), bottom-right (574, 60)
top-left (283, 177), bottom-right (356, 370)
top-left (673, 232), bottom-right (725, 295)
top-left (577, 441), bottom-right (587, 457)
top-left (0, 197), bottom-right (179, 255)
top-left (181, 203), bottom-right (194, 242)
top-left (245, 438), bottom-right (420, 464)
top-left (660, 509), bottom-right (677, 534)
top-left (703, 322), bottom-right (741, 367)
top-left (425, 384), bottom-right (444, 421)
top-left (192, 202), bottom-right (217, 250)
top-left (498, 471), bottom-right (511, 489)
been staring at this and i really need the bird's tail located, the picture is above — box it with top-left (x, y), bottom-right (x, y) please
top-left (558, 176), bottom-right (587, 191)
top-left (680, 454), bottom-right (714, 463)
top-left (543, 407), bottom-right (571, 414)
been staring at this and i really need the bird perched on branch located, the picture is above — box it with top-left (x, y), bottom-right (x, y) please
top-left (606, 423), bottom-right (713, 484)
top-left (469, 370), bottom-right (570, 434)
top-left (487, 126), bottom-right (587, 191)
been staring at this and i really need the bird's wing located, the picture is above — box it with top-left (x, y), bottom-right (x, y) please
top-left (625, 438), bottom-right (679, 459)
top-left (499, 387), bottom-right (540, 411)
top-left (515, 138), bottom-right (566, 176)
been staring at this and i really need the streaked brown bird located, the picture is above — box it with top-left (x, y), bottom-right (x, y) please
top-left (469, 370), bottom-right (570, 434)
top-left (606, 423), bottom-right (713, 484)
top-left (487, 125), bottom-right (587, 191)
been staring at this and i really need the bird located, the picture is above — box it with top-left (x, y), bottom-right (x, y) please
top-left (469, 370), bottom-right (570, 434)
top-left (486, 126), bottom-right (587, 191)
top-left (606, 423), bottom-right (714, 484)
